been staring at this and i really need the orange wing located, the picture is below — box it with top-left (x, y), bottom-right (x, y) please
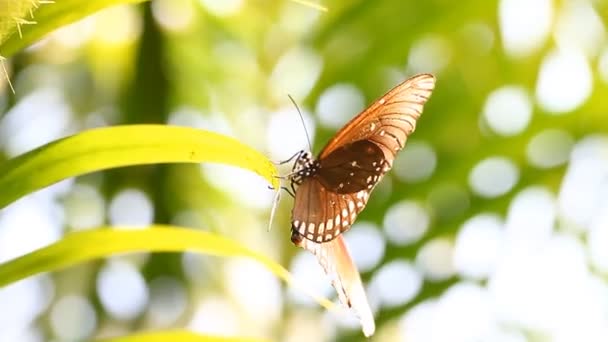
top-left (319, 73), bottom-right (436, 161)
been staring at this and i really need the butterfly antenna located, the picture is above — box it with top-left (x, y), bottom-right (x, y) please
top-left (268, 187), bottom-right (281, 232)
top-left (288, 94), bottom-right (313, 152)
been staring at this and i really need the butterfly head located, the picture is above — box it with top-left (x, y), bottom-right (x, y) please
top-left (290, 150), bottom-right (319, 185)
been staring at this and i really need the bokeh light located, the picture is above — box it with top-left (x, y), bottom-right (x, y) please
top-left (469, 157), bottom-right (519, 198)
top-left (453, 214), bottom-right (503, 280)
top-left (269, 46), bottom-right (323, 101)
top-left (536, 48), bottom-right (593, 114)
top-left (63, 184), bottom-right (106, 230)
top-left (393, 141), bottom-right (437, 183)
top-left (526, 129), bottom-right (574, 169)
top-left (407, 35), bottom-right (452, 74)
top-left (482, 86), bottom-right (532, 136)
top-left (288, 251), bottom-right (333, 306)
top-left (50, 295), bottom-right (97, 341)
top-left (1, 1), bottom-right (606, 341)
top-left (108, 188), bottom-right (154, 227)
top-left (499, 0), bottom-right (553, 58)
top-left (343, 222), bottom-right (386, 272)
top-left (97, 259), bottom-right (149, 320)
top-left (146, 276), bottom-right (188, 327)
top-left (383, 200), bottom-right (430, 245)
top-left (415, 237), bottom-right (455, 281)
top-left (316, 83), bottom-right (365, 129)
top-left (188, 296), bottom-right (239, 336)
top-left (369, 260), bottom-right (422, 308)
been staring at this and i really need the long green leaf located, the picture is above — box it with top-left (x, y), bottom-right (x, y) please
top-left (0, 0), bottom-right (149, 57)
top-left (0, 226), bottom-right (334, 310)
top-left (98, 330), bottom-right (270, 342)
top-left (0, 124), bottom-right (279, 209)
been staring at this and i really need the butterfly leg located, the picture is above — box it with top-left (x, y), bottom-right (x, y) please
top-left (267, 184), bottom-right (295, 197)
top-left (283, 186), bottom-right (295, 198)
top-left (271, 150), bottom-right (304, 165)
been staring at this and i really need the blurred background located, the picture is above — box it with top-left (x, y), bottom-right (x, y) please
top-left (1, 0), bottom-right (608, 341)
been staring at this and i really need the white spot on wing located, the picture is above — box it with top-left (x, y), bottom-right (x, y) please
top-left (318, 222), bottom-right (325, 235)
top-left (308, 223), bottom-right (315, 234)
top-left (298, 221), bottom-right (306, 234)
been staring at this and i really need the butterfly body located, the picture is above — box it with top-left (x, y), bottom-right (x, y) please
top-left (289, 73), bottom-right (436, 245)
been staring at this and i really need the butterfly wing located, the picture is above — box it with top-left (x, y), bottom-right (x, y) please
top-left (295, 234), bottom-right (375, 337)
top-left (316, 139), bottom-right (389, 194)
top-left (319, 73), bottom-right (436, 161)
top-left (292, 74), bottom-right (435, 243)
top-left (291, 177), bottom-right (370, 243)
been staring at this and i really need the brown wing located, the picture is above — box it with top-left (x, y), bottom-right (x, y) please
top-left (291, 177), bottom-right (371, 243)
top-left (316, 140), bottom-right (388, 194)
top-left (319, 73), bottom-right (436, 162)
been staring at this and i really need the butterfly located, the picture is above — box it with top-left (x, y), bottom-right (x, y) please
top-left (282, 73), bottom-right (436, 337)
top-left (289, 74), bottom-right (436, 244)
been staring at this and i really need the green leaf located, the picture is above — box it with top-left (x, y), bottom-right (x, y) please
top-left (0, 226), bottom-right (335, 310)
top-left (0, 124), bottom-right (279, 209)
top-left (0, 0), bottom-right (149, 57)
top-left (98, 330), bottom-right (270, 342)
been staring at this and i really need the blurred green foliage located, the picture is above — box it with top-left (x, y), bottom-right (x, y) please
top-left (1, 0), bottom-right (608, 341)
